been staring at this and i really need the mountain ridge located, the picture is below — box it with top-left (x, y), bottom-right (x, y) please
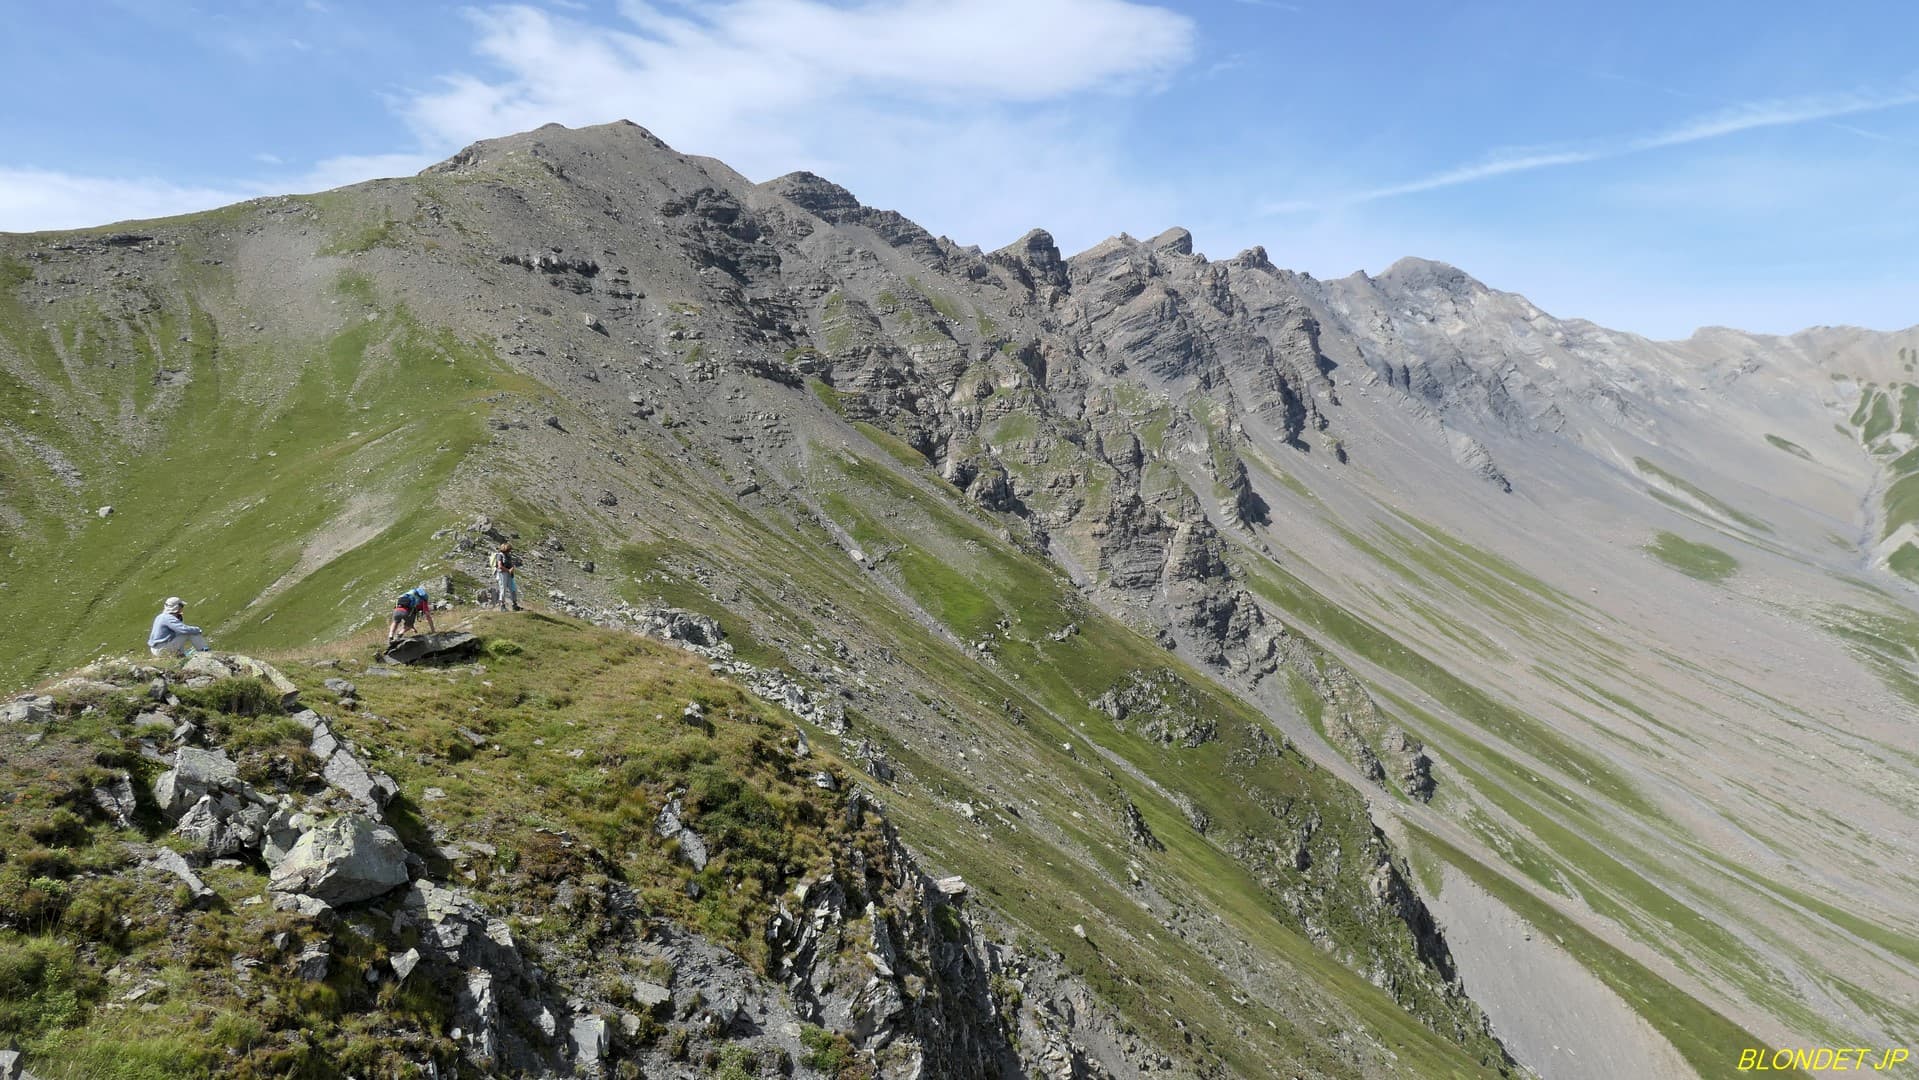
top-left (5, 117), bottom-right (1917, 1080)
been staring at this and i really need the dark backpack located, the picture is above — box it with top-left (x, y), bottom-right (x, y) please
top-left (397, 592), bottom-right (421, 611)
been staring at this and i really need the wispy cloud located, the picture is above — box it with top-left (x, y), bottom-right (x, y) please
top-left (399, 0), bottom-right (1196, 250)
top-left (0, 152), bottom-right (438, 233)
top-left (405, 0), bottom-right (1195, 150)
top-left (0, 169), bottom-right (256, 233)
top-left (1264, 84), bottom-right (1919, 214)
top-left (0, 0), bottom-right (1197, 245)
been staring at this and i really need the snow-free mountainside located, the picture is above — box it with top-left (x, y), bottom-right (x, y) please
top-left (2, 121), bottom-right (1915, 1079)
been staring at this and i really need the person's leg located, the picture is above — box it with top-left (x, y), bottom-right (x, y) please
top-left (508, 575), bottom-right (521, 611)
top-left (150, 641), bottom-right (185, 658)
top-left (387, 613), bottom-right (404, 644)
top-left (186, 632), bottom-right (211, 653)
top-left (496, 572), bottom-right (511, 611)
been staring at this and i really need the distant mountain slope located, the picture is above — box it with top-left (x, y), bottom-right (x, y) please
top-left (6, 120), bottom-right (1915, 1079)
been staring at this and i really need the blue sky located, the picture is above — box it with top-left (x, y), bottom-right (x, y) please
top-left (2, 0), bottom-right (1914, 338)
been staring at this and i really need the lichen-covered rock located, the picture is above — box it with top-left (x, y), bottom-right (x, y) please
top-left (90, 771), bottom-right (138, 828)
top-left (0, 695), bottom-right (55, 725)
top-left (174, 792), bottom-right (274, 861)
top-left (268, 814), bottom-right (410, 906)
top-left (225, 654), bottom-right (302, 708)
top-left (153, 746), bottom-right (241, 819)
top-left (146, 847), bottom-right (215, 906)
top-left (654, 795), bottom-right (710, 870)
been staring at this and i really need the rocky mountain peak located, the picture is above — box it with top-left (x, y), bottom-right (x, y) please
top-left (425, 119), bottom-right (674, 176)
top-left (1376, 255), bottom-right (1485, 295)
top-left (759, 171), bottom-right (864, 218)
top-left (1150, 226), bottom-right (1194, 257)
top-left (1231, 245), bottom-right (1277, 272)
top-left (990, 227), bottom-right (1070, 291)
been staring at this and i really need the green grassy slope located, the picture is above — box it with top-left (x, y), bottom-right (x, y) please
top-left (0, 615), bottom-right (911, 1078)
top-left (10, 152), bottom-right (1875, 1079)
top-left (0, 251), bottom-right (535, 689)
top-left (622, 440), bottom-right (1516, 1076)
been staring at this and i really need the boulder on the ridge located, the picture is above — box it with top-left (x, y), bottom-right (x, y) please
top-left (380, 632), bottom-right (481, 665)
top-left (268, 814), bottom-right (411, 906)
top-left (153, 746), bottom-right (241, 819)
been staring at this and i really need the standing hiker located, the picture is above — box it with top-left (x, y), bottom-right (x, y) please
top-left (488, 542), bottom-right (522, 612)
top-left (148, 596), bottom-right (211, 657)
top-left (387, 587), bottom-right (438, 647)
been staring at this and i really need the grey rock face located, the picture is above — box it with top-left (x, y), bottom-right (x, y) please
top-left (570, 1014), bottom-right (608, 1070)
top-left (180, 652), bottom-right (235, 680)
top-left (379, 631), bottom-right (480, 665)
top-left (146, 847), bottom-right (215, 906)
top-left (654, 796), bottom-right (710, 870)
top-left (1449, 433), bottom-right (1512, 492)
top-left (296, 941), bottom-right (332, 981)
top-left (0, 695), bottom-right (54, 725)
top-left (174, 791), bottom-right (274, 861)
top-left (268, 814), bottom-right (411, 906)
top-left (308, 717), bottom-right (399, 815)
top-left (154, 746), bottom-right (241, 819)
top-left (1278, 631), bottom-right (1436, 803)
top-left (0, 1048), bottom-right (42, 1080)
top-left (629, 980), bottom-right (671, 1013)
top-left (90, 771), bottom-right (138, 828)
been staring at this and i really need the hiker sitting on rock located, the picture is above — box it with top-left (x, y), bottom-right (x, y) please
top-left (387, 587), bottom-right (438, 647)
top-left (148, 596), bottom-right (211, 657)
top-left (488, 541), bottom-right (522, 612)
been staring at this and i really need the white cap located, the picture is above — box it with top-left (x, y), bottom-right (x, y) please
top-left (164, 596), bottom-right (184, 613)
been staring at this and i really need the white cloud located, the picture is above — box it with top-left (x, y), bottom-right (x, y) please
top-left (0, 169), bottom-right (256, 233)
top-left (1, 1), bottom-right (1197, 246)
top-left (1266, 84), bottom-right (1919, 214)
top-left (1633, 88), bottom-right (1919, 149)
top-left (289, 152), bottom-right (440, 193)
top-left (405, 0), bottom-right (1194, 142)
top-left (0, 153), bottom-right (437, 233)
top-left (398, 0), bottom-right (1196, 250)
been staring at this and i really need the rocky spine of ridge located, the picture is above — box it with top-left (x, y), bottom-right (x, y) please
top-left (472, 124), bottom-right (1493, 1035)
top-left (15, 119), bottom-right (1755, 1075)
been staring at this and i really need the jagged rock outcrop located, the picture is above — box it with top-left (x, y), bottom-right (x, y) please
top-left (1093, 668), bottom-right (1218, 746)
top-left (1278, 630), bottom-right (1436, 802)
top-left (0, 694), bottom-right (55, 725)
top-left (990, 228), bottom-right (1072, 295)
top-left (1450, 433), bottom-right (1513, 493)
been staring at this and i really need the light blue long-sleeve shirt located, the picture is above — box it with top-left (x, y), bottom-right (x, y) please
top-left (149, 612), bottom-right (203, 647)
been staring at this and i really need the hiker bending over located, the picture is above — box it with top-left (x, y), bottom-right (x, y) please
top-left (148, 597), bottom-right (211, 657)
top-left (489, 542), bottom-right (522, 612)
top-left (388, 587), bottom-right (437, 646)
